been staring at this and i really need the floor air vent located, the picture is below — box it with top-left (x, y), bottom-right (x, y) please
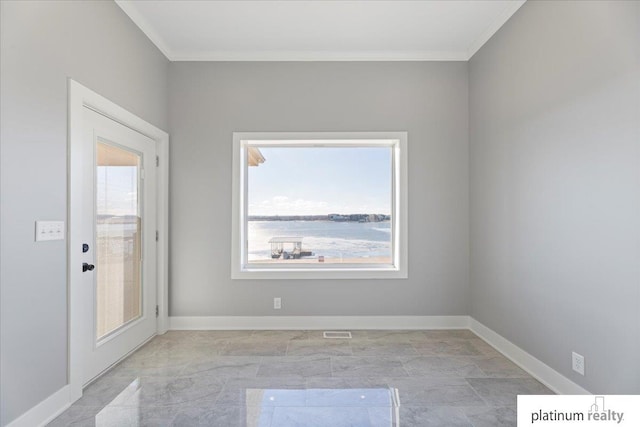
top-left (323, 331), bottom-right (352, 339)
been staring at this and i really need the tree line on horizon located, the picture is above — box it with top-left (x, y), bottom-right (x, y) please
top-left (248, 213), bottom-right (390, 222)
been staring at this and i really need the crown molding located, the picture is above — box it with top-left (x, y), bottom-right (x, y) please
top-left (115, 0), bottom-right (174, 60)
top-left (169, 50), bottom-right (468, 62)
top-left (117, 0), bottom-right (525, 62)
top-left (466, 0), bottom-right (526, 59)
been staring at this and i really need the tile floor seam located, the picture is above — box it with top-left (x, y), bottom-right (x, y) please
top-left (464, 377), bottom-right (494, 408)
top-left (462, 412), bottom-right (477, 427)
top-left (49, 330), bottom-right (543, 426)
top-left (255, 356), bottom-right (263, 377)
top-left (330, 356), bottom-right (334, 378)
top-left (468, 358), bottom-right (489, 378)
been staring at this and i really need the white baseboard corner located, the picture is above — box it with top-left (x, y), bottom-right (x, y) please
top-left (168, 315), bottom-right (470, 331)
top-left (5, 385), bottom-right (70, 427)
top-left (170, 315), bottom-right (590, 395)
top-left (6, 314), bottom-right (591, 427)
top-left (469, 318), bottom-right (590, 395)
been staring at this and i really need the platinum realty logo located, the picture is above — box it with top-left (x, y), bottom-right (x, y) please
top-left (518, 395), bottom-right (640, 426)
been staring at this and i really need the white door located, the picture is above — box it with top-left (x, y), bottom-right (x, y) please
top-left (80, 107), bottom-right (157, 385)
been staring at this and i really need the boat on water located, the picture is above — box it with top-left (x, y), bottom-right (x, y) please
top-left (268, 236), bottom-right (313, 259)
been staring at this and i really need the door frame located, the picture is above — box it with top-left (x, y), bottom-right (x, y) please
top-left (67, 79), bottom-right (169, 402)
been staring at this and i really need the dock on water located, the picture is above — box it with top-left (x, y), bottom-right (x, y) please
top-left (268, 236), bottom-right (313, 259)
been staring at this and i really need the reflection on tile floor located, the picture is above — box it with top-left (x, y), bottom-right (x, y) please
top-left (49, 330), bottom-right (552, 426)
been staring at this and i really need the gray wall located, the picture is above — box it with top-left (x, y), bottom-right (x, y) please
top-left (4, 1), bottom-right (637, 422)
top-left (168, 62), bottom-right (469, 317)
top-left (0, 1), bottom-right (168, 424)
top-left (469, 1), bottom-right (640, 393)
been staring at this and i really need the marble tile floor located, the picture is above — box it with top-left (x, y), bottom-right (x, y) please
top-left (49, 330), bottom-right (552, 426)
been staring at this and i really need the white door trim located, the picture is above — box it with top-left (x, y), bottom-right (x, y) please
top-left (67, 79), bottom-right (169, 402)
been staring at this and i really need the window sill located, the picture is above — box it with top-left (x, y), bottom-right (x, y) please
top-left (232, 265), bottom-right (408, 280)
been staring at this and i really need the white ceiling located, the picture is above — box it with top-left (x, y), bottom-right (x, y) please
top-left (115, 0), bottom-right (525, 61)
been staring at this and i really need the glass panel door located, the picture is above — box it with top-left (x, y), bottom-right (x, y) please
top-left (81, 106), bottom-right (157, 385)
top-left (95, 141), bottom-right (142, 340)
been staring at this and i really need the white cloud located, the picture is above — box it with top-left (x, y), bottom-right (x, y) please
top-left (250, 196), bottom-right (330, 216)
top-left (249, 196), bottom-right (389, 216)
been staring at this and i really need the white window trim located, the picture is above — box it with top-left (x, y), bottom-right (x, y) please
top-left (231, 132), bottom-right (408, 280)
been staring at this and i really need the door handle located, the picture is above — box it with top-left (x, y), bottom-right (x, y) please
top-left (82, 263), bottom-right (95, 272)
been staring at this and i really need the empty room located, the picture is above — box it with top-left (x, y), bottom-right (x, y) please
top-left (1, 0), bottom-right (638, 426)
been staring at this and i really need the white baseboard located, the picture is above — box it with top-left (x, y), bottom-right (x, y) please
top-left (6, 385), bottom-right (70, 427)
top-left (469, 318), bottom-right (590, 395)
top-left (5, 315), bottom-right (591, 427)
top-left (168, 315), bottom-right (470, 330)
top-left (169, 315), bottom-right (591, 395)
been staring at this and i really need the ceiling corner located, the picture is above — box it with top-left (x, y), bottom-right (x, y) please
top-left (115, 0), bottom-right (175, 61)
top-left (465, 0), bottom-right (526, 60)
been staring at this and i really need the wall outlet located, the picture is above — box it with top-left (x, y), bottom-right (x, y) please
top-left (273, 297), bottom-right (281, 310)
top-left (572, 351), bottom-right (585, 375)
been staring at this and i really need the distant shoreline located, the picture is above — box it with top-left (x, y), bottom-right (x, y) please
top-left (248, 214), bottom-right (390, 222)
top-left (249, 256), bottom-right (393, 264)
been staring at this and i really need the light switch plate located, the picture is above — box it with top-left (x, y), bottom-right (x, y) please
top-left (35, 221), bottom-right (65, 241)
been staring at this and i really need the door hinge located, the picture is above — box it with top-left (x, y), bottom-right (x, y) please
top-left (156, 230), bottom-right (159, 242)
top-left (156, 305), bottom-right (159, 317)
top-left (156, 156), bottom-right (159, 167)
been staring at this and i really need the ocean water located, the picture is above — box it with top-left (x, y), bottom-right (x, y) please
top-left (248, 220), bottom-right (391, 261)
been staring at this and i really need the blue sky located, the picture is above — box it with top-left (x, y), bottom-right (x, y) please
top-left (248, 147), bottom-right (391, 216)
